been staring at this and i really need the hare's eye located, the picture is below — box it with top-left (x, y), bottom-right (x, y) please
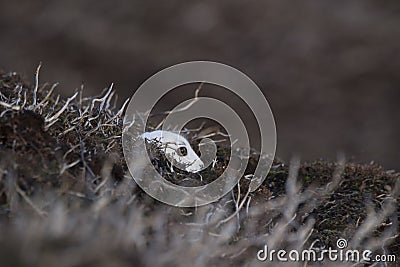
top-left (177, 146), bottom-right (188, 156)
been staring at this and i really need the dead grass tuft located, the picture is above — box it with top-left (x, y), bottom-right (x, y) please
top-left (0, 70), bottom-right (398, 266)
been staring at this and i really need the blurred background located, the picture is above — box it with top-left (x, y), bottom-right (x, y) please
top-left (0, 0), bottom-right (399, 169)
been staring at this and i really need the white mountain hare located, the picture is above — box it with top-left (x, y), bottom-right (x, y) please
top-left (141, 130), bottom-right (204, 173)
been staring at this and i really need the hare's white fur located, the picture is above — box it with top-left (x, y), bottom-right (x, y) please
top-left (142, 130), bottom-right (204, 173)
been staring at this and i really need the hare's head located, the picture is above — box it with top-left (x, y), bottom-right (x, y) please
top-left (142, 130), bottom-right (204, 173)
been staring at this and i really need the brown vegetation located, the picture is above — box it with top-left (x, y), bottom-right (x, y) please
top-left (0, 71), bottom-right (398, 266)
